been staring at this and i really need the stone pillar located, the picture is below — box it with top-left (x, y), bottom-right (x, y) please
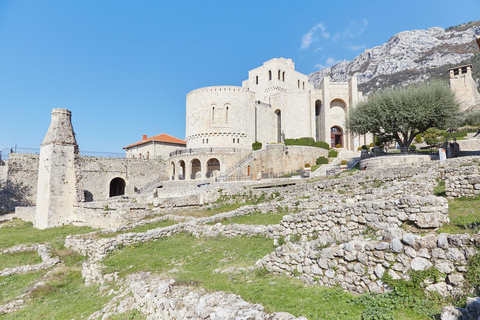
top-left (35, 109), bottom-right (79, 229)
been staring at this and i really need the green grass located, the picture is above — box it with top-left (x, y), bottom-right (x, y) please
top-left (0, 251), bottom-right (43, 270)
top-left (311, 164), bottom-right (321, 172)
top-left (0, 219), bottom-right (94, 249)
top-left (0, 267), bottom-right (109, 320)
top-left (216, 210), bottom-right (285, 225)
top-left (434, 180), bottom-right (446, 197)
top-left (438, 195), bottom-right (480, 234)
top-left (0, 271), bottom-right (47, 305)
top-left (98, 219), bottom-right (177, 238)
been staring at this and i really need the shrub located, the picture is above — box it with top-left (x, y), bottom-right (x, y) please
top-left (328, 149), bottom-right (338, 158)
top-left (341, 160), bottom-right (347, 165)
top-left (369, 143), bottom-right (374, 147)
top-left (284, 137), bottom-right (329, 150)
top-left (423, 132), bottom-right (439, 145)
top-left (252, 141), bottom-right (262, 150)
top-left (335, 144), bottom-right (341, 148)
top-left (357, 147), bottom-right (362, 151)
top-left (304, 163), bottom-right (310, 168)
top-left (409, 144), bottom-right (416, 151)
top-left (414, 134), bottom-right (423, 143)
top-left (361, 145), bottom-right (368, 150)
top-left (316, 157), bottom-right (328, 165)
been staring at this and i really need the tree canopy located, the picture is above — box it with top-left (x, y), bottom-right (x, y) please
top-left (348, 81), bottom-right (459, 148)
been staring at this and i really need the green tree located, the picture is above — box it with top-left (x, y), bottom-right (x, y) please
top-left (348, 81), bottom-right (459, 148)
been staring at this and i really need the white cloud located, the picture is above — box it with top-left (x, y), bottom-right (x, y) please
top-left (348, 44), bottom-right (366, 51)
top-left (344, 19), bottom-right (369, 38)
top-left (314, 47), bottom-right (323, 52)
top-left (315, 57), bottom-right (342, 70)
top-left (301, 22), bottom-right (330, 50)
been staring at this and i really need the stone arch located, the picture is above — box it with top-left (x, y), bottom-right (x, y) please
top-left (179, 160), bottom-right (186, 180)
top-left (109, 177), bottom-right (126, 197)
top-left (275, 109), bottom-right (282, 143)
top-left (191, 158), bottom-right (201, 180)
top-left (315, 100), bottom-right (322, 142)
top-left (331, 126), bottom-right (343, 148)
top-left (206, 158), bottom-right (220, 178)
top-left (330, 98), bottom-right (347, 110)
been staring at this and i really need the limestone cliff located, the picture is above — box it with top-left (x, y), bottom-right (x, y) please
top-left (308, 21), bottom-right (480, 94)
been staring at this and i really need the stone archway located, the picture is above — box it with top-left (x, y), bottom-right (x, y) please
top-left (331, 126), bottom-right (343, 148)
top-left (171, 161), bottom-right (176, 180)
top-left (191, 159), bottom-right (201, 179)
top-left (179, 160), bottom-right (186, 180)
top-left (109, 177), bottom-right (126, 197)
top-left (206, 158), bottom-right (220, 178)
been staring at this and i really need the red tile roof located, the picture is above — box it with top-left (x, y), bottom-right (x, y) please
top-left (124, 133), bottom-right (186, 149)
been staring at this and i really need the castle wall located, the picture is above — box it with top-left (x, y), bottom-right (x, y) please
top-left (125, 142), bottom-right (185, 160)
top-left (79, 157), bottom-right (166, 201)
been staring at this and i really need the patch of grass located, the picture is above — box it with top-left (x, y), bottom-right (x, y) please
top-left (108, 309), bottom-right (146, 319)
top-left (0, 219), bottom-right (94, 249)
top-left (311, 164), bottom-right (321, 172)
top-left (1, 266), bottom-right (109, 320)
top-left (434, 180), bottom-right (446, 197)
top-left (438, 195), bottom-right (480, 234)
top-left (218, 211), bottom-right (285, 225)
top-left (0, 271), bottom-right (46, 305)
top-left (0, 251), bottom-right (43, 270)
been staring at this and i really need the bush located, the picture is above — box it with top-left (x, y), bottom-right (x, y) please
top-left (284, 137), bottom-right (329, 150)
top-left (369, 143), bottom-right (374, 147)
top-left (252, 141), bottom-right (262, 150)
top-left (423, 132), bottom-right (439, 145)
top-left (304, 163), bottom-right (310, 168)
top-left (361, 145), bottom-right (368, 150)
top-left (328, 149), bottom-right (338, 158)
top-left (357, 147), bottom-right (362, 151)
top-left (414, 134), bottom-right (422, 143)
top-left (335, 144), bottom-right (341, 148)
top-left (409, 144), bottom-right (416, 151)
top-left (316, 157), bottom-right (328, 165)
top-left (340, 160), bottom-right (347, 165)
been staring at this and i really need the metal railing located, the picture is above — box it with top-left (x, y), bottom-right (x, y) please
top-left (169, 147), bottom-right (236, 157)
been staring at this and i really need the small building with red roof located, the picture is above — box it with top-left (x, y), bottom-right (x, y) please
top-left (123, 133), bottom-right (186, 160)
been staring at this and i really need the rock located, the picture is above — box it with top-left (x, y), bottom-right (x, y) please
top-left (383, 227), bottom-right (404, 241)
top-left (402, 233), bottom-right (420, 247)
top-left (440, 306), bottom-right (466, 320)
top-left (426, 282), bottom-right (449, 297)
top-left (447, 274), bottom-right (464, 286)
top-left (389, 237), bottom-right (403, 253)
top-left (415, 212), bottom-right (440, 228)
top-left (410, 257), bottom-right (432, 271)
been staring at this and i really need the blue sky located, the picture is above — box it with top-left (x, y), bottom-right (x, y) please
top-left (1, 0), bottom-right (479, 154)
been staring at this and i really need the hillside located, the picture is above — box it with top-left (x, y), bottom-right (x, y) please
top-left (308, 20), bottom-right (480, 93)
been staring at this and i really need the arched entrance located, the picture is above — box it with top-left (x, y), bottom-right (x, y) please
top-left (206, 158), bottom-right (220, 178)
top-left (331, 126), bottom-right (343, 148)
top-left (315, 100), bottom-right (322, 141)
top-left (109, 177), bottom-right (126, 197)
top-left (179, 160), bottom-right (186, 180)
top-left (275, 109), bottom-right (282, 143)
top-left (191, 159), bottom-right (201, 179)
top-left (171, 161), bottom-right (176, 180)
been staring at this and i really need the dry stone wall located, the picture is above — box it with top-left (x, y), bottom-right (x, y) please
top-left (272, 195), bottom-right (449, 245)
top-left (445, 165), bottom-right (480, 198)
top-left (257, 230), bottom-right (480, 296)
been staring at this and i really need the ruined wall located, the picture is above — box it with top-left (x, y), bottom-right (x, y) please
top-left (1, 154), bottom-right (39, 212)
top-left (444, 165), bottom-right (480, 198)
top-left (79, 157), bottom-right (165, 201)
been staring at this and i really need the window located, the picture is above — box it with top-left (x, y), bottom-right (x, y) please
top-left (268, 70), bottom-right (272, 80)
top-left (298, 80), bottom-right (300, 88)
top-left (303, 82), bottom-right (305, 90)
top-left (278, 70), bottom-right (281, 80)
top-left (225, 106), bottom-right (229, 122)
top-left (255, 76), bottom-right (258, 84)
top-left (282, 72), bottom-right (285, 81)
top-left (211, 106), bottom-right (215, 122)
top-left (233, 138), bottom-right (235, 143)
top-left (237, 138), bottom-right (239, 143)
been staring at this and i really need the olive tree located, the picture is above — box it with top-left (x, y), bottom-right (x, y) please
top-left (348, 81), bottom-right (459, 148)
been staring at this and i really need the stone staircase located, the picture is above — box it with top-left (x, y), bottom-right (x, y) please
top-left (138, 176), bottom-right (164, 194)
top-left (223, 152), bottom-right (254, 178)
top-left (311, 150), bottom-right (361, 177)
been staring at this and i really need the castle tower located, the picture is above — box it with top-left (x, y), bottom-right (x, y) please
top-left (35, 108), bottom-right (79, 229)
top-left (449, 65), bottom-right (480, 112)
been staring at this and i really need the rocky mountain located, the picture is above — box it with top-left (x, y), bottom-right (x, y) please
top-left (308, 20), bottom-right (480, 94)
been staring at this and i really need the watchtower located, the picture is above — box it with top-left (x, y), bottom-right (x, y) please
top-left (35, 108), bottom-right (79, 229)
top-left (449, 64), bottom-right (480, 112)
